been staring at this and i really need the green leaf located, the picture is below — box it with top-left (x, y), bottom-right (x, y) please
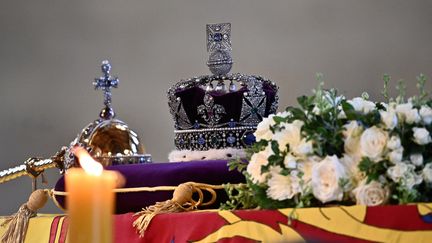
top-left (287, 107), bottom-right (306, 120)
top-left (273, 116), bottom-right (287, 124)
top-left (271, 140), bottom-right (280, 155)
top-left (227, 158), bottom-right (248, 172)
top-left (268, 154), bottom-right (283, 165)
top-left (341, 100), bottom-right (358, 120)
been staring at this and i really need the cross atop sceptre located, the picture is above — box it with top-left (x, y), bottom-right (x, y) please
top-left (93, 60), bottom-right (119, 119)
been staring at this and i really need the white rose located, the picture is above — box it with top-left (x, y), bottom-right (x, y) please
top-left (269, 165), bottom-right (282, 174)
top-left (311, 155), bottom-right (348, 203)
top-left (352, 180), bottom-right (389, 206)
top-left (387, 136), bottom-right (402, 150)
top-left (388, 148), bottom-right (403, 164)
top-left (343, 121), bottom-right (363, 159)
top-left (266, 170), bottom-right (300, 201)
top-left (348, 97), bottom-right (376, 114)
top-left (420, 106), bottom-right (432, 125)
top-left (247, 152), bottom-right (269, 184)
top-left (410, 153), bottom-right (423, 166)
top-left (360, 126), bottom-right (388, 161)
top-left (273, 120), bottom-right (303, 152)
top-left (341, 154), bottom-right (364, 183)
top-left (422, 163), bottom-right (432, 183)
top-left (298, 156), bottom-right (320, 183)
top-left (379, 110), bottom-right (398, 130)
top-left (254, 114), bottom-right (276, 141)
top-left (387, 162), bottom-right (416, 184)
top-left (396, 103), bottom-right (421, 124)
top-left (402, 172), bottom-right (422, 189)
top-left (254, 144), bottom-right (274, 160)
top-left (293, 138), bottom-right (313, 156)
top-left (284, 153), bottom-right (297, 169)
top-left (413, 127), bottom-right (432, 145)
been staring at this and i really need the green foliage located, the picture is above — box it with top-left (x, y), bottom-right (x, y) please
top-left (220, 183), bottom-right (258, 210)
top-left (382, 74), bottom-right (391, 101)
top-left (251, 139), bottom-right (268, 153)
top-left (227, 158), bottom-right (248, 173)
top-left (396, 79), bottom-right (406, 104)
top-left (358, 158), bottom-right (387, 183)
top-left (412, 73), bottom-right (429, 106)
top-left (391, 185), bottom-right (420, 204)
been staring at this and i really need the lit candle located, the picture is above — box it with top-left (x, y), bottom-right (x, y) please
top-left (66, 147), bottom-right (116, 243)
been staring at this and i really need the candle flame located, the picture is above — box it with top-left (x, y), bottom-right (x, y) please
top-left (72, 147), bottom-right (103, 176)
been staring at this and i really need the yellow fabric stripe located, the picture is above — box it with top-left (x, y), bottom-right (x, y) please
top-left (279, 203), bottom-right (432, 243)
top-left (54, 217), bottom-right (65, 243)
top-left (24, 214), bottom-right (55, 243)
top-left (218, 211), bottom-right (241, 224)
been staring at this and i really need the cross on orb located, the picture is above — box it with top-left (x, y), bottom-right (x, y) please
top-left (93, 60), bottom-right (119, 119)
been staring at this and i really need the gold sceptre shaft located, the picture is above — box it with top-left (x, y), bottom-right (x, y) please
top-left (0, 147), bottom-right (66, 185)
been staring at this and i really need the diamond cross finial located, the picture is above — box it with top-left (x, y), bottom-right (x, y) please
top-left (93, 60), bottom-right (119, 119)
top-left (206, 23), bottom-right (233, 76)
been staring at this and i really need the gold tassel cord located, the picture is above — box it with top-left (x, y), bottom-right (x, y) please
top-left (2, 182), bottom-right (232, 241)
top-left (133, 182), bottom-right (222, 238)
top-left (49, 183), bottom-right (225, 214)
top-left (1, 190), bottom-right (48, 243)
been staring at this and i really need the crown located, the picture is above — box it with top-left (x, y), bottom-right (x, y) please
top-left (167, 23), bottom-right (279, 160)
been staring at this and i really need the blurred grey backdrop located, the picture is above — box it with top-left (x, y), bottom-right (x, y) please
top-left (1, 0), bottom-right (432, 214)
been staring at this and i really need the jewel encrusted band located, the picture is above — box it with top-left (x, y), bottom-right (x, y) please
top-left (174, 126), bottom-right (257, 151)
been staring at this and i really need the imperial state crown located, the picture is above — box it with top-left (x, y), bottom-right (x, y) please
top-left (168, 23), bottom-right (279, 161)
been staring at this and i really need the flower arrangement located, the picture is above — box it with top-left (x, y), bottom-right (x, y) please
top-left (223, 74), bottom-right (432, 210)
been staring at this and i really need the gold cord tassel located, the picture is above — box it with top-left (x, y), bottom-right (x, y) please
top-left (133, 182), bottom-right (219, 238)
top-left (1, 190), bottom-right (48, 243)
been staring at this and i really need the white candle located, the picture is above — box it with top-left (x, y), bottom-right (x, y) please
top-left (66, 147), bottom-right (116, 243)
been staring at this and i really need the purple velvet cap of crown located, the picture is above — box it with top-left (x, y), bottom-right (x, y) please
top-left (54, 160), bottom-right (245, 214)
top-left (175, 82), bottom-right (277, 126)
top-left (169, 75), bottom-right (279, 151)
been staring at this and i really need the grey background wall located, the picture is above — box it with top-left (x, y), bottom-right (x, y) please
top-left (1, 0), bottom-right (431, 214)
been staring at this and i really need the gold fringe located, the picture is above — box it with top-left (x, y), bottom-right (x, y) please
top-left (1, 190), bottom-right (48, 243)
top-left (132, 182), bottom-right (222, 238)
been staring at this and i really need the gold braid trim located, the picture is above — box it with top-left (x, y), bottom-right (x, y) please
top-left (132, 182), bottom-right (226, 237)
top-left (50, 183), bottom-right (227, 210)
top-left (50, 183), bottom-right (225, 195)
top-left (49, 182), bottom-right (234, 238)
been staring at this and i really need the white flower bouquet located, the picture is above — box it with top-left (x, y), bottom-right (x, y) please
top-left (223, 74), bottom-right (432, 209)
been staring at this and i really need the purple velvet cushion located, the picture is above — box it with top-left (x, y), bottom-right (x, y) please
top-left (54, 160), bottom-right (245, 214)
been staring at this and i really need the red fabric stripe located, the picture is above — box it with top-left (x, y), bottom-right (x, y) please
top-left (48, 216), bottom-right (61, 243)
top-left (114, 213), bottom-right (143, 243)
top-left (58, 217), bottom-right (69, 243)
top-left (234, 209), bottom-right (288, 233)
top-left (291, 219), bottom-right (374, 243)
top-left (364, 204), bottom-right (432, 230)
